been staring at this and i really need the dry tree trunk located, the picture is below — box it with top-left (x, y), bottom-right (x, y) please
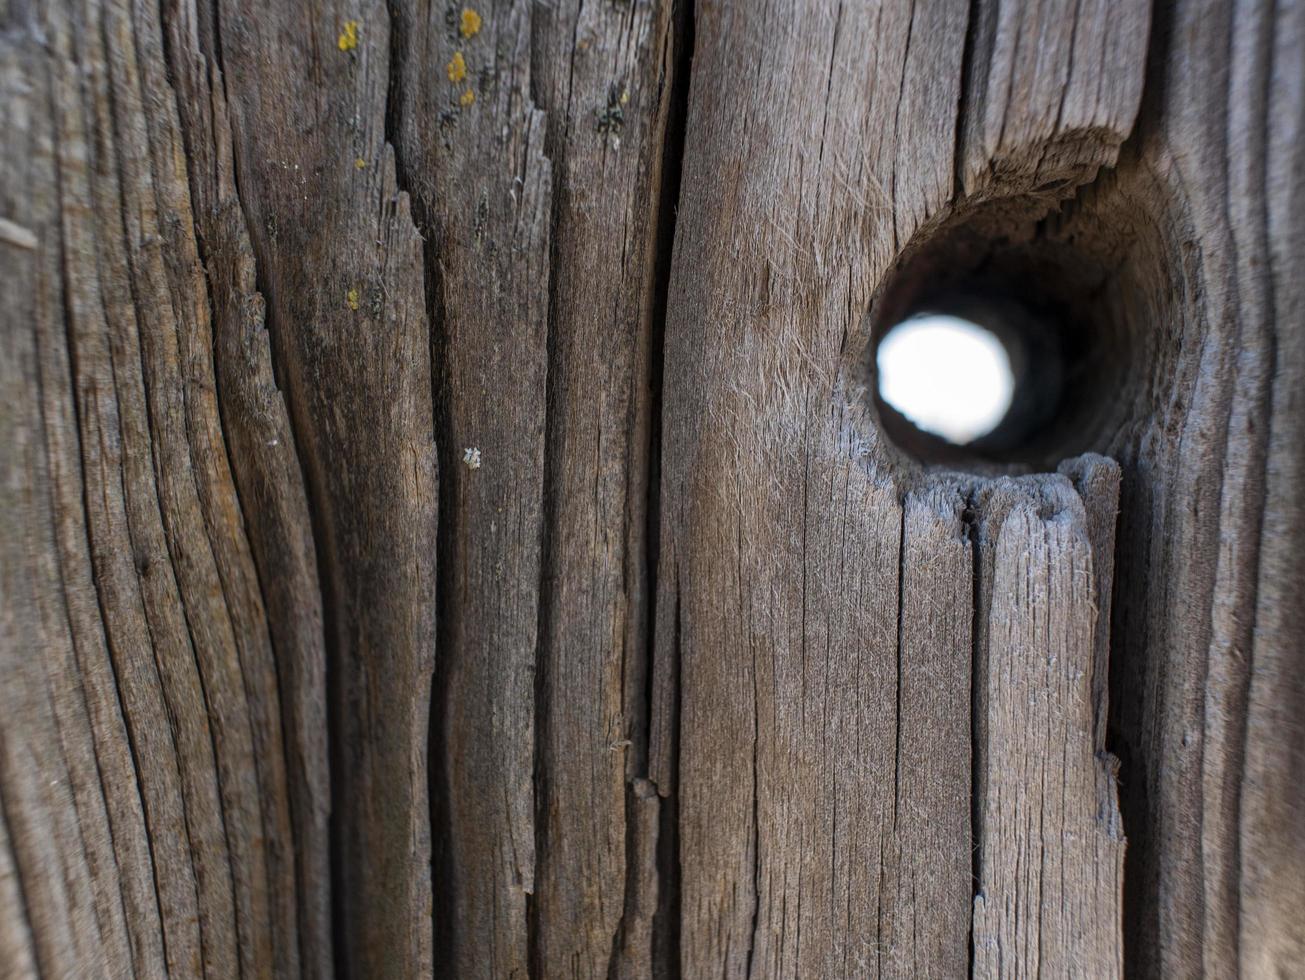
top-left (0, 0), bottom-right (1301, 977)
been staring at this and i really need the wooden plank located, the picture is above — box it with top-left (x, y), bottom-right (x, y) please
top-left (523, 0), bottom-right (677, 976)
top-left (1239, 2), bottom-right (1305, 972)
top-left (650, 0), bottom-right (1148, 974)
top-left (970, 474), bottom-right (1123, 978)
top-left (210, 0), bottom-right (441, 974)
top-left (881, 482), bottom-right (973, 978)
top-left (387, 1), bottom-right (550, 974)
top-left (650, 0), bottom-right (963, 971)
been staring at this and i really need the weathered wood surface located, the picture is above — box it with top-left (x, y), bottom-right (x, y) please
top-left (648, 0), bottom-right (1147, 972)
top-left (970, 465), bottom-right (1124, 977)
top-left (1, 0), bottom-right (1302, 978)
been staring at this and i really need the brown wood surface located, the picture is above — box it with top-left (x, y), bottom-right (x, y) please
top-left (1, 0), bottom-right (1302, 977)
top-left (970, 466), bottom-right (1124, 977)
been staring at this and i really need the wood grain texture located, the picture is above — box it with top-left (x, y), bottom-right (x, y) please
top-left (1079, 1), bottom-right (1305, 973)
top-left (388, 1), bottom-right (551, 974)
top-left (0, 806), bottom-right (39, 979)
top-left (1238, 2), bottom-right (1305, 973)
top-left (960, 0), bottom-right (1150, 198)
top-left (387, 0), bottom-right (676, 975)
top-left (1, 113), bottom-right (110, 974)
top-left (1058, 454), bottom-right (1121, 751)
top-left (649, 0), bottom-right (1142, 974)
top-left (523, 0), bottom-right (677, 975)
top-left (650, 4), bottom-right (960, 972)
top-left (881, 482), bottom-right (973, 978)
top-left (209, 0), bottom-right (440, 975)
top-left (970, 473), bottom-right (1123, 978)
top-left (3, 0), bottom-right (344, 976)
top-left (2, 0), bottom-right (1303, 975)
top-left (161, 20), bottom-right (336, 973)
top-left (7, 2), bottom-right (262, 975)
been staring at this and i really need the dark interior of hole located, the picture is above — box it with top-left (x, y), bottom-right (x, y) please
top-left (871, 199), bottom-right (1150, 469)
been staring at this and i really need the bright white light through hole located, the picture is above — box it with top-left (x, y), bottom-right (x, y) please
top-left (877, 314), bottom-right (1015, 445)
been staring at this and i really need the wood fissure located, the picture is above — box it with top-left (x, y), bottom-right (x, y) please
top-left (161, 37), bottom-right (335, 971)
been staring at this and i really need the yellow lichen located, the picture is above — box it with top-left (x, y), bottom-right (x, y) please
top-left (460, 8), bottom-right (482, 38)
top-left (619, 87), bottom-right (629, 106)
top-left (337, 19), bottom-right (359, 52)
top-left (447, 51), bottom-right (468, 83)
top-left (355, 157), bottom-right (367, 169)
top-left (459, 88), bottom-right (476, 107)
top-left (346, 287), bottom-right (360, 311)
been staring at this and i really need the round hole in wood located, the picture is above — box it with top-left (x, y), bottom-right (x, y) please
top-left (869, 198), bottom-right (1144, 469)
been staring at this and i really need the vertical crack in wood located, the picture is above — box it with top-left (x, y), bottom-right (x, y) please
top-left (205, 0), bottom-right (441, 973)
top-left (637, 2), bottom-right (694, 974)
top-left (962, 488), bottom-right (981, 980)
top-left (876, 500), bottom-right (908, 979)
top-left (379, 8), bottom-right (449, 978)
top-left (513, 0), bottom-right (694, 971)
top-left (952, 0), bottom-right (983, 200)
top-left (389, 1), bottom-right (550, 973)
top-left (881, 482), bottom-right (973, 979)
top-left (527, 22), bottom-right (563, 975)
top-left (1057, 456), bottom-right (1122, 755)
top-left (156, 2), bottom-right (337, 972)
top-left (380, 9), bottom-right (460, 975)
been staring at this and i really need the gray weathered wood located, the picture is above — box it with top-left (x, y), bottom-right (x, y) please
top-left (1, 0), bottom-right (1302, 976)
top-left (209, 0), bottom-right (442, 969)
top-left (970, 471), bottom-right (1124, 977)
top-left (1238, 5), bottom-right (1305, 971)
top-left (388, 3), bottom-right (552, 975)
top-left (883, 482), bottom-right (974, 977)
top-left (648, 0), bottom-right (1144, 973)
